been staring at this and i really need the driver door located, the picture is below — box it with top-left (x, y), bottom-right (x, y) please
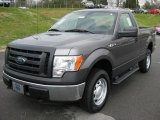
top-left (111, 13), bottom-right (139, 76)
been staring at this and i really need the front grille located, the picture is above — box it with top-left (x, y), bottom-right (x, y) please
top-left (6, 47), bottom-right (50, 77)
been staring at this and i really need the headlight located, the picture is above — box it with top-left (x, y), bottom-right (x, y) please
top-left (53, 56), bottom-right (83, 77)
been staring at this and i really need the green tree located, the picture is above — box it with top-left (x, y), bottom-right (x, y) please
top-left (125, 0), bottom-right (139, 8)
top-left (143, 1), bottom-right (160, 9)
top-left (143, 1), bottom-right (151, 9)
top-left (92, 0), bottom-right (107, 4)
top-left (103, 0), bottom-right (108, 5)
top-left (122, 1), bottom-right (126, 8)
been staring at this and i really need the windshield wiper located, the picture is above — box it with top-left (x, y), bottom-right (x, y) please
top-left (65, 29), bottom-right (94, 34)
top-left (49, 28), bottom-right (61, 32)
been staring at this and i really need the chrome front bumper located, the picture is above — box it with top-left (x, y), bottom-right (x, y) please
top-left (3, 72), bottom-right (85, 101)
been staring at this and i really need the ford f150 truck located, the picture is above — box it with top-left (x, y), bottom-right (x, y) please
top-left (3, 9), bottom-right (156, 113)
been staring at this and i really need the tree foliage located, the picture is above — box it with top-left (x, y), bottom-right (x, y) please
top-left (123, 0), bottom-right (139, 8)
top-left (143, 1), bottom-right (160, 9)
top-left (41, 0), bottom-right (83, 8)
top-left (41, 0), bottom-right (108, 8)
top-left (116, 0), bottom-right (125, 7)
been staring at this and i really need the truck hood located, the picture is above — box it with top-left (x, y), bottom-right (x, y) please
top-left (8, 32), bottom-right (113, 55)
top-left (9, 32), bottom-right (112, 48)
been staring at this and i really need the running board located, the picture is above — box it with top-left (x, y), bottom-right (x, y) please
top-left (112, 67), bottom-right (139, 85)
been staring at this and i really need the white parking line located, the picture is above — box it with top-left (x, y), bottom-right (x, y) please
top-left (76, 113), bottom-right (115, 120)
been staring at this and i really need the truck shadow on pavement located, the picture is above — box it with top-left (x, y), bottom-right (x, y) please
top-left (1, 82), bottom-right (115, 120)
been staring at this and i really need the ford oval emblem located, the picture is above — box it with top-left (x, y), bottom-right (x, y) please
top-left (15, 56), bottom-right (27, 65)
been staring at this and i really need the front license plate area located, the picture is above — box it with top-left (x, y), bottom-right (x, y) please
top-left (12, 82), bottom-right (24, 94)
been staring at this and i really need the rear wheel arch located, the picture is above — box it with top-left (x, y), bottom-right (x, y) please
top-left (139, 49), bottom-right (151, 73)
top-left (148, 42), bottom-right (153, 53)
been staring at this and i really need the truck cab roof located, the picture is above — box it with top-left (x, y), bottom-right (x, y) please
top-left (75, 8), bottom-right (131, 13)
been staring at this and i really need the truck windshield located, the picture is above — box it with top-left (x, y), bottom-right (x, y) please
top-left (50, 11), bottom-right (117, 34)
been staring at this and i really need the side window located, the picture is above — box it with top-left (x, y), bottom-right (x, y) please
top-left (119, 14), bottom-right (134, 31)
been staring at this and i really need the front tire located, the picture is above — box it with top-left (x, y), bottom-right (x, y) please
top-left (138, 49), bottom-right (151, 73)
top-left (81, 68), bottom-right (110, 113)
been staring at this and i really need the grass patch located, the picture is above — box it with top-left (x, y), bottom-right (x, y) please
top-left (0, 8), bottom-right (160, 48)
top-left (134, 14), bottom-right (160, 27)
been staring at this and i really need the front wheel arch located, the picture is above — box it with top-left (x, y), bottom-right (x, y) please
top-left (80, 49), bottom-right (114, 82)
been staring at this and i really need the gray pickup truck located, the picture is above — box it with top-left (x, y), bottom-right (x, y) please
top-left (3, 9), bottom-right (156, 113)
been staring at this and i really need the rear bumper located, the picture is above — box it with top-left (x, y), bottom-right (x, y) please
top-left (3, 71), bottom-right (85, 101)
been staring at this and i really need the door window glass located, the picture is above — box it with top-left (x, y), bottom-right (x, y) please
top-left (119, 14), bottom-right (134, 31)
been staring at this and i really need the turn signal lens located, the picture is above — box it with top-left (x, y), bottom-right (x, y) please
top-left (75, 55), bottom-right (83, 71)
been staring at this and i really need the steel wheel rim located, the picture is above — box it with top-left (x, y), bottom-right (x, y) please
top-left (93, 78), bottom-right (107, 106)
top-left (146, 54), bottom-right (151, 69)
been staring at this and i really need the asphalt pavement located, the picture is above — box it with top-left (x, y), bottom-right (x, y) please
top-left (0, 36), bottom-right (160, 120)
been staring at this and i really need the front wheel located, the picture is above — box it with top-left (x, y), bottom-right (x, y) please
top-left (138, 49), bottom-right (151, 73)
top-left (81, 68), bottom-right (110, 113)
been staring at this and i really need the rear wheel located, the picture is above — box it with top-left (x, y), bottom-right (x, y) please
top-left (81, 68), bottom-right (110, 113)
top-left (138, 49), bottom-right (151, 73)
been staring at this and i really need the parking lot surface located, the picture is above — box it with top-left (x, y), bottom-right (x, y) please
top-left (0, 36), bottom-right (160, 120)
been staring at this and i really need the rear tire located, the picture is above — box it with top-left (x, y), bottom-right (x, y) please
top-left (81, 68), bottom-right (110, 113)
top-left (138, 49), bottom-right (151, 73)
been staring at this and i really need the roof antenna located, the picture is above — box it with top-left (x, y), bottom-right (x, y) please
top-left (36, 0), bottom-right (38, 36)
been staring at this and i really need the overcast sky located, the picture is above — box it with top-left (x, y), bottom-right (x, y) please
top-left (139, 0), bottom-right (145, 6)
top-left (139, 0), bottom-right (151, 6)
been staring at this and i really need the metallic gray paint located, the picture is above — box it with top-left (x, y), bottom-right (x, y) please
top-left (3, 9), bottom-right (156, 102)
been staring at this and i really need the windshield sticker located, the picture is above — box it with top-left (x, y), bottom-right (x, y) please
top-left (78, 16), bottom-right (85, 19)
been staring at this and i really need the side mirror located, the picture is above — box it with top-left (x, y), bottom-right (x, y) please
top-left (118, 27), bottom-right (138, 37)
